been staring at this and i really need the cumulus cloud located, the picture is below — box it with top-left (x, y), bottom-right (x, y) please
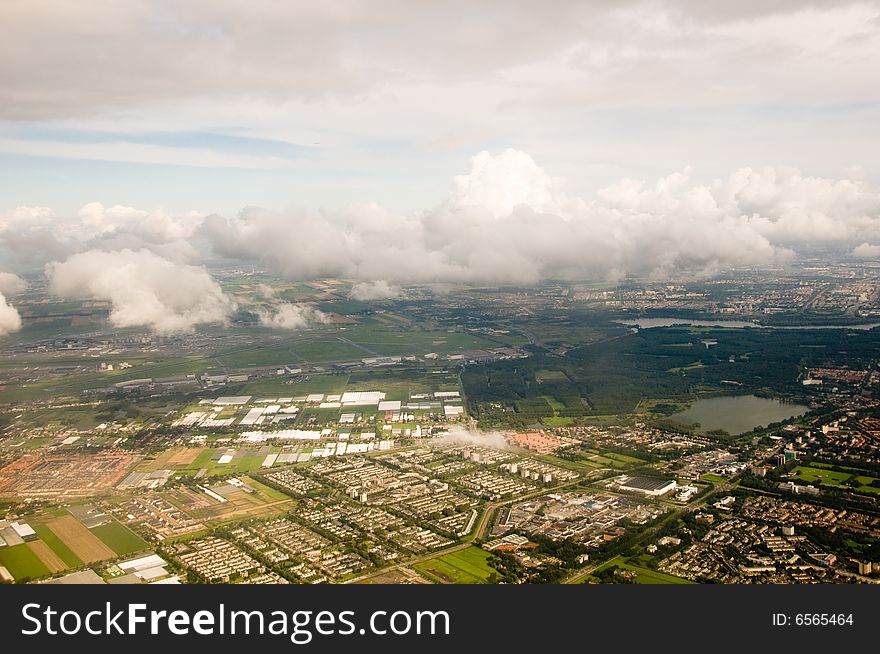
top-left (0, 292), bottom-right (22, 336)
top-left (0, 202), bottom-right (203, 269)
top-left (45, 248), bottom-right (235, 334)
top-left (256, 303), bottom-right (327, 330)
top-left (202, 149), bottom-right (880, 284)
top-left (449, 149), bottom-right (560, 216)
top-left (349, 280), bottom-right (403, 301)
top-left (5, 149), bottom-right (880, 305)
top-left (853, 243), bottom-right (880, 258)
top-left (0, 271), bottom-right (25, 336)
top-left (0, 272), bottom-right (26, 295)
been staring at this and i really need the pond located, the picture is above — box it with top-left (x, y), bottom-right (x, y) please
top-left (668, 395), bottom-right (808, 435)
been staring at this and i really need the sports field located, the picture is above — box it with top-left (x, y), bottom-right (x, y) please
top-left (413, 547), bottom-right (496, 584)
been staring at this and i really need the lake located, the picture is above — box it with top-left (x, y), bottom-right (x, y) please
top-left (619, 318), bottom-right (880, 330)
top-left (669, 395), bottom-right (808, 435)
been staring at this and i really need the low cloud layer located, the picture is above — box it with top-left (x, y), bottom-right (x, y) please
top-left (853, 242), bottom-right (880, 258)
top-left (349, 280), bottom-right (403, 301)
top-left (0, 202), bottom-right (201, 269)
top-left (3, 149), bottom-right (880, 335)
top-left (256, 303), bottom-right (327, 330)
top-left (45, 248), bottom-right (234, 334)
top-left (201, 149), bottom-right (880, 284)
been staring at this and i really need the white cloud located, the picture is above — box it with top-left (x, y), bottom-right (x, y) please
top-left (0, 292), bottom-right (21, 336)
top-left (0, 202), bottom-right (203, 268)
top-left (449, 149), bottom-right (560, 216)
top-left (0, 271), bottom-right (26, 295)
top-left (3, 149), bottom-right (880, 304)
top-left (349, 280), bottom-right (403, 301)
top-left (256, 303), bottom-right (327, 330)
top-left (45, 248), bottom-right (235, 334)
top-left (206, 150), bottom-right (863, 284)
top-left (853, 242), bottom-right (880, 258)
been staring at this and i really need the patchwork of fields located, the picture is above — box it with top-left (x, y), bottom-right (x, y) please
top-left (0, 510), bottom-right (149, 581)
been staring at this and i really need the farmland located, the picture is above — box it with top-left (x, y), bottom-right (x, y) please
top-left (89, 521), bottom-right (149, 556)
top-left (0, 544), bottom-right (51, 580)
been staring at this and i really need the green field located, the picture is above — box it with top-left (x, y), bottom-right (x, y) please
top-left (32, 524), bottom-right (84, 568)
top-left (791, 465), bottom-right (880, 495)
top-left (595, 556), bottom-right (695, 585)
top-left (536, 369), bottom-right (569, 382)
top-left (174, 448), bottom-right (269, 477)
top-left (412, 547), bottom-right (496, 584)
top-left (0, 543), bottom-right (51, 581)
top-left (579, 449), bottom-right (644, 469)
top-left (90, 521), bottom-right (149, 556)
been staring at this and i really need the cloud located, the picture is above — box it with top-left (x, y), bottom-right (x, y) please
top-left (206, 149), bottom-right (855, 284)
top-left (0, 202), bottom-right (203, 269)
top-left (4, 149), bottom-right (880, 298)
top-left (853, 242), bottom-right (880, 258)
top-left (0, 271), bottom-right (26, 295)
top-left (449, 149), bottom-right (560, 216)
top-left (255, 283), bottom-right (276, 298)
top-left (349, 280), bottom-right (403, 301)
top-left (45, 248), bottom-right (235, 334)
top-left (0, 292), bottom-right (21, 336)
top-left (256, 303), bottom-right (327, 330)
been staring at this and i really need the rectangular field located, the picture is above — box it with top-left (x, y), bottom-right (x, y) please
top-left (90, 521), bottom-right (149, 556)
top-left (0, 543), bottom-right (51, 580)
top-left (32, 524), bottom-right (84, 568)
top-left (27, 540), bottom-right (67, 573)
top-left (46, 515), bottom-right (116, 563)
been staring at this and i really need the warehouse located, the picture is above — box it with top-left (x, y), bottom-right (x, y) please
top-left (617, 475), bottom-right (676, 497)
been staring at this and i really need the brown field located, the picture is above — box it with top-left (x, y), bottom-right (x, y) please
top-left (167, 447), bottom-right (205, 466)
top-left (27, 541), bottom-right (67, 573)
top-left (47, 515), bottom-right (116, 563)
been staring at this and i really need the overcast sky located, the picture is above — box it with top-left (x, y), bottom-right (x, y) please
top-left (2, 0), bottom-right (879, 214)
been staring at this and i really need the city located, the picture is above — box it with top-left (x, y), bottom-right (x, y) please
top-left (1, 268), bottom-right (879, 585)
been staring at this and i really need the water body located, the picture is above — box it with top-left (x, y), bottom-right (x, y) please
top-left (619, 318), bottom-right (880, 331)
top-left (669, 395), bottom-right (808, 435)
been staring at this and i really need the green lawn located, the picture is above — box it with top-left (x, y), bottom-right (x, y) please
top-left (791, 465), bottom-right (880, 495)
top-left (413, 547), bottom-right (496, 584)
top-left (32, 524), bottom-right (84, 568)
top-left (0, 543), bottom-right (51, 581)
top-left (90, 521), bottom-right (149, 556)
top-left (595, 556), bottom-right (695, 585)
